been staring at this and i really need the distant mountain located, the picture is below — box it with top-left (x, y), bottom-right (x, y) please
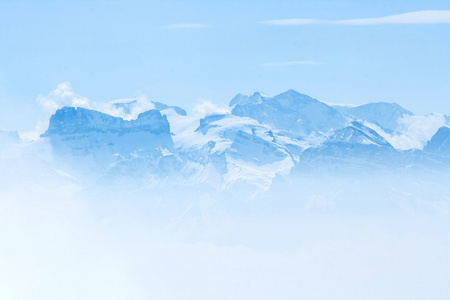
top-left (229, 92), bottom-right (268, 107)
top-left (333, 102), bottom-right (413, 133)
top-left (42, 107), bottom-right (173, 164)
top-left (423, 126), bottom-right (450, 157)
top-left (298, 121), bottom-right (399, 171)
top-left (230, 90), bottom-right (348, 136)
top-left (34, 91), bottom-right (449, 189)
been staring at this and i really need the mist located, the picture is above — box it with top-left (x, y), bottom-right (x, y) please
top-left (1, 141), bottom-right (449, 300)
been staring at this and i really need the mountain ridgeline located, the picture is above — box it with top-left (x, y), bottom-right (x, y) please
top-left (230, 90), bottom-right (347, 136)
top-left (39, 90), bottom-right (450, 188)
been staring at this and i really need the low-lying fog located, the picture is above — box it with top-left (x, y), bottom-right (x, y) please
top-left (1, 167), bottom-right (449, 300)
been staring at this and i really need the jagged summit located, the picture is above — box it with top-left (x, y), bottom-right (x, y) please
top-left (229, 91), bottom-right (269, 107)
top-left (230, 89), bottom-right (348, 136)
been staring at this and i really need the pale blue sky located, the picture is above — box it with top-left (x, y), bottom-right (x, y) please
top-left (1, 0), bottom-right (449, 131)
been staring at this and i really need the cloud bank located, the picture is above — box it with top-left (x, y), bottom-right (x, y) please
top-left (263, 10), bottom-right (450, 26)
top-left (1, 161), bottom-right (449, 299)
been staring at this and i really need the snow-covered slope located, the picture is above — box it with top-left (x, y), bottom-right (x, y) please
top-left (298, 121), bottom-right (399, 172)
top-left (164, 111), bottom-right (311, 189)
top-left (334, 102), bottom-right (413, 133)
top-left (327, 121), bottom-right (392, 147)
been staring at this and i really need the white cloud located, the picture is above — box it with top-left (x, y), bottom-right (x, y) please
top-left (36, 83), bottom-right (156, 121)
top-left (37, 82), bottom-right (90, 114)
top-left (23, 83), bottom-right (91, 141)
top-left (263, 10), bottom-right (450, 26)
top-left (375, 114), bottom-right (447, 150)
top-left (260, 61), bottom-right (322, 67)
top-left (192, 99), bottom-right (230, 117)
top-left (163, 23), bottom-right (211, 29)
top-left (1, 172), bottom-right (449, 300)
top-left (96, 96), bottom-right (155, 121)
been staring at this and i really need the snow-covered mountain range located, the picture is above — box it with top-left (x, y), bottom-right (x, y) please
top-left (3, 90), bottom-right (450, 190)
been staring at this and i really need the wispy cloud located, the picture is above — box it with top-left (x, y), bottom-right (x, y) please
top-left (163, 23), bottom-right (212, 29)
top-left (193, 99), bottom-right (230, 117)
top-left (263, 10), bottom-right (450, 26)
top-left (37, 82), bottom-right (90, 113)
top-left (260, 61), bottom-right (322, 67)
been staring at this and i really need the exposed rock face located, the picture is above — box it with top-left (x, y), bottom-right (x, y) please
top-left (42, 107), bottom-right (173, 159)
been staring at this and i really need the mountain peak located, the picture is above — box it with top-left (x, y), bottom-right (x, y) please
top-left (231, 90), bottom-right (347, 136)
top-left (273, 90), bottom-right (316, 105)
top-left (285, 89), bottom-right (301, 95)
top-left (229, 91), bottom-right (268, 107)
